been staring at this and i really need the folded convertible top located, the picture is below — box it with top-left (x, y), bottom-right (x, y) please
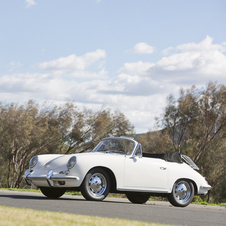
top-left (163, 152), bottom-right (183, 163)
top-left (142, 152), bottom-right (183, 163)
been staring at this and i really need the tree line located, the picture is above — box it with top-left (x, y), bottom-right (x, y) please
top-left (0, 81), bottom-right (225, 203)
top-left (0, 100), bottom-right (134, 188)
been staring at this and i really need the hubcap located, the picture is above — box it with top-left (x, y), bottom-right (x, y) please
top-left (88, 173), bottom-right (107, 197)
top-left (174, 181), bottom-right (191, 203)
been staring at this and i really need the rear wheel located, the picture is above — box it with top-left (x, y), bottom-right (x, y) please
top-left (126, 192), bottom-right (150, 204)
top-left (168, 180), bottom-right (194, 207)
top-left (40, 187), bottom-right (66, 198)
top-left (81, 168), bottom-right (110, 201)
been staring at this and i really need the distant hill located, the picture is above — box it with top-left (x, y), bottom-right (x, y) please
top-left (134, 133), bottom-right (145, 141)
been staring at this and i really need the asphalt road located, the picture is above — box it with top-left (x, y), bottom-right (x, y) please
top-left (0, 190), bottom-right (225, 226)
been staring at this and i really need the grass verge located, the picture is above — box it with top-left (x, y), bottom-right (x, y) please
top-left (0, 205), bottom-right (175, 226)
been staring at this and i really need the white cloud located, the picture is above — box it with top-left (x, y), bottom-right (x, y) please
top-left (39, 49), bottom-right (106, 71)
top-left (162, 35), bottom-right (226, 56)
top-left (1, 36), bottom-right (226, 133)
top-left (118, 61), bottom-right (154, 76)
top-left (68, 68), bottom-right (108, 79)
top-left (97, 73), bottom-right (170, 96)
top-left (25, 0), bottom-right (36, 7)
top-left (162, 47), bottom-right (175, 55)
top-left (126, 42), bottom-right (155, 55)
top-left (148, 36), bottom-right (226, 85)
top-left (39, 49), bottom-right (107, 79)
top-left (0, 70), bottom-right (169, 133)
top-left (9, 61), bottom-right (21, 72)
top-left (176, 35), bottom-right (226, 53)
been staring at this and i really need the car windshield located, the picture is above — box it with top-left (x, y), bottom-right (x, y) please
top-left (92, 138), bottom-right (135, 155)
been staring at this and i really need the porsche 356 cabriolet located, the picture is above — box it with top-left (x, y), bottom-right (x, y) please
top-left (23, 136), bottom-right (211, 207)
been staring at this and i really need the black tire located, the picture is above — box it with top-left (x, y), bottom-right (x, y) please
top-left (81, 168), bottom-right (110, 201)
top-left (126, 192), bottom-right (150, 204)
top-left (40, 187), bottom-right (66, 198)
top-left (168, 180), bottom-right (194, 207)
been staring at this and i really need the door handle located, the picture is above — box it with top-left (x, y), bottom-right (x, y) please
top-left (160, 166), bottom-right (167, 170)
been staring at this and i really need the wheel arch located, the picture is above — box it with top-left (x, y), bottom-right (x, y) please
top-left (82, 166), bottom-right (117, 193)
top-left (172, 178), bottom-right (198, 195)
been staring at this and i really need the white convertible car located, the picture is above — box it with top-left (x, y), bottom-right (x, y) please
top-left (23, 137), bottom-right (211, 207)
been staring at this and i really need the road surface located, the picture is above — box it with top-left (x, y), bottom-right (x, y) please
top-left (0, 190), bottom-right (225, 226)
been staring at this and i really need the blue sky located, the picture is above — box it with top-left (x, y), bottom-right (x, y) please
top-left (1, 0), bottom-right (226, 133)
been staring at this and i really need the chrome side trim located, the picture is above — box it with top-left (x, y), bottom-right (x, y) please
top-left (117, 188), bottom-right (169, 193)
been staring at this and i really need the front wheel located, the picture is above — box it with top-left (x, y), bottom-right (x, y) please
top-left (81, 168), bottom-right (110, 201)
top-left (168, 180), bottom-right (194, 207)
top-left (40, 187), bottom-right (66, 198)
top-left (126, 192), bottom-right (150, 204)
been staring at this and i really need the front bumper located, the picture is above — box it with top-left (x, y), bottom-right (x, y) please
top-left (199, 184), bottom-right (212, 194)
top-left (200, 185), bottom-right (212, 190)
top-left (23, 169), bottom-right (79, 187)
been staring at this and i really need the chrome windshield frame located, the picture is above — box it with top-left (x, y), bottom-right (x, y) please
top-left (92, 137), bottom-right (137, 155)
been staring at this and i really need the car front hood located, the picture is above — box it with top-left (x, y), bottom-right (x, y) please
top-left (35, 152), bottom-right (121, 170)
top-left (33, 154), bottom-right (72, 170)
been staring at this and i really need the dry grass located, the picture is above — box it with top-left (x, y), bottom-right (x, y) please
top-left (0, 205), bottom-right (177, 226)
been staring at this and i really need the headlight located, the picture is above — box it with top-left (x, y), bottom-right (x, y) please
top-left (29, 155), bottom-right (38, 169)
top-left (67, 156), bottom-right (76, 169)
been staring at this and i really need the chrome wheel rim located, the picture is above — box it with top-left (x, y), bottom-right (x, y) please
top-left (174, 181), bottom-right (191, 204)
top-left (88, 173), bottom-right (107, 197)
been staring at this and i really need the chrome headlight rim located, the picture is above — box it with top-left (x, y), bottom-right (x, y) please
top-left (29, 155), bottom-right (38, 169)
top-left (67, 156), bottom-right (77, 169)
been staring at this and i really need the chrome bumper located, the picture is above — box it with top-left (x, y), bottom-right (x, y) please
top-left (200, 185), bottom-right (212, 190)
top-left (198, 184), bottom-right (212, 194)
top-left (23, 169), bottom-right (79, 187)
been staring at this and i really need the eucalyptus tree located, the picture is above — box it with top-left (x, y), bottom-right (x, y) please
top-left (140, 82), bottom-right (226, 202)
top-left (0, 100), bottom-right (134, 188)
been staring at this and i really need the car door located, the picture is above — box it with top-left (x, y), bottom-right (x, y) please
top-left (123, 153), bottom-right (168, 191)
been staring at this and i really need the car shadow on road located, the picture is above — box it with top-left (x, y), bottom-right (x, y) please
top-left (0, 194), bottom-right (85, 201)
top-left (0, 194), bottom-right (131, 205)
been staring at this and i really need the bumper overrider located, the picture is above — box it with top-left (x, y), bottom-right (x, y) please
top-left (200, 184), bottom-right (212, 192)
top-left (199, 181), bottom-right (212, 194)
top-left (23, 169), bottom-right (79, 187)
